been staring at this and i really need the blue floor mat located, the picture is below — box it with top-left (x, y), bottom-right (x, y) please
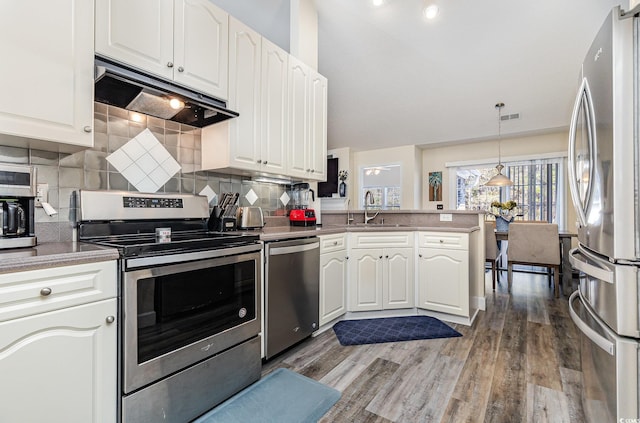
top-left (333, 315), bottom-right (462, 346)
top-left (193, 368), bottom-right (340, 423)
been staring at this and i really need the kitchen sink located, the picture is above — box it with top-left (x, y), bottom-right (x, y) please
top-left (348, 223), bottom-right (410, 228)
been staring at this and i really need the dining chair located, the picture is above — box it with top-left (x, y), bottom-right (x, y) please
top-left (484, 221), bottom-right (501, 290)
top-left (507, 222), bottom-right (561, 297)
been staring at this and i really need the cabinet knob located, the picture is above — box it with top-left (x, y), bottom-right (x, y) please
top-left (306, 169), bottom-right (311, 172)
top-left (439, 239), bottom-right (444, 243)
top-left (178, 66), bottom-right (184, 72)
top-left (419, 254), bottom-right (423, 258)
top-left (310, 169), bottom-right (315, 173)
top-left (345, 256), bottom-right (349, 260)
top-left (333, 241), bottom-right (338, 245)
top-left (385, 255), bottom-right (389, 259)
top-left (83, 126), bottom-right (92, 133)
top-left (40, 287), bottom-right (52, 296)
top-left (257, 159), bottom-right (262, 164)
top-left (263, 161), bottom-right (268, 165)
top-left (167, 62), bottom-right (174, 68)
top-left (106, 316), bottom-right (115, 324)
top-left (379, 255), bottom-right (383, 259)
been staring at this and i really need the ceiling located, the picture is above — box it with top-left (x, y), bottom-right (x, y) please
top-left (213, 0), bottom-right (624, 152)
top-left (315, 0), bottom-right (622, 151)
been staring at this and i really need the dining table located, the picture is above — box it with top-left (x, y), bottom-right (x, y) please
top-left (495, 229), bottom-right (578, 295)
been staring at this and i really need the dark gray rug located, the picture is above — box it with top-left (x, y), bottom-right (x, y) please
top-left (333, 315), bottom-right (462, 346)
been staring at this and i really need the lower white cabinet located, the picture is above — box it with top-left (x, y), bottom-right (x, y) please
top-left (319, 234), bottom-right (348, 326)
top-left (0, 298), bottom-right (117, 422)
top-left (348, 233), bottom-right (414, 312)
top-left (417, 232), bottom-right (470, 317)
top-left (0, 261), bottom-right (117, 423)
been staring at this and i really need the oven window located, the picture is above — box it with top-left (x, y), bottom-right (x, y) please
top-left (136, 260), bottom-right (256, 363)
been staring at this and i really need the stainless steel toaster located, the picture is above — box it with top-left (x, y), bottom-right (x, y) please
top-left (237, 206), bottom-right (265, 229)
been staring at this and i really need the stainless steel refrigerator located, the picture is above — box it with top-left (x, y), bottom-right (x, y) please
top-left (568, 5), bottom-right (640, 421)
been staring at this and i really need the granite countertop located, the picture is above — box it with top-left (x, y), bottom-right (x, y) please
top-left (256, 224), bottom-right (480, 242)
top-left (0, 242), bottom-right (119, 275)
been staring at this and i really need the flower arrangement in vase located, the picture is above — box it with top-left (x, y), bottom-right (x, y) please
top-left (338, 170), bottom-right (348, 197)
top-left (488, 200), bottom-right (518, 231)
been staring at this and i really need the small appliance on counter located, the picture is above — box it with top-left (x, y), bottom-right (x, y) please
top-left (207, 192), bottom-right (239, 232)
top-left (290, 183), bottom-right (317, 227)
top-left (237, 206), bottom-right (265, 229)
top-left (0, 164), bottom-right (36, 249)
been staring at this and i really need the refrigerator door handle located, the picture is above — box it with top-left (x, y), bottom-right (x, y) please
top-left (569, 247), bottom-right (614, 283)
top-left (567, 77), bottom-right (595, 229)
top-left (569, 290), bottom-right (615, 355)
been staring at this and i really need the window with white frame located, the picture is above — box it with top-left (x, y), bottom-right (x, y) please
top-left (453, 157), bottom-right (565, 226)
top-left (361, 164), bottom-right (401, 209)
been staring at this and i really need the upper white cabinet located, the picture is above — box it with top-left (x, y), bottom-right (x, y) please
top-left (0, 0), bottom-right (94, 148)
top-left (96, 0), bottom-right (229, 100)
top-left (288, 57), bottom-right (328, 181)
top-left (202, 20), bottom-right (288, 175)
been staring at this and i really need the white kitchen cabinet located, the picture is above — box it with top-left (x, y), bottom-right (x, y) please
top-left (202, 20), bottom-right (288, 175)
top-left (0, 0), bottom-right (94, 149)
top-left (417, 232), bottom-right (470, 317)
top-left (0, 261), bottom-right (117, 423)
top-left (319, 234), bottom-right (348, 326)
top-left (288, 57), bottom-right (328, 181)
top-left (348, 233), bottom-right (414, 312)
top-left (96, 0), bottom-right (228, 100)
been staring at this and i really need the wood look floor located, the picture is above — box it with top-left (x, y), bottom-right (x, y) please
top-left (262, 269), bottom-right (583, 423)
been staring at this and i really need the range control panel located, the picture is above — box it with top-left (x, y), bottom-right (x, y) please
top-left (123, 196), bottom-right (184, 208)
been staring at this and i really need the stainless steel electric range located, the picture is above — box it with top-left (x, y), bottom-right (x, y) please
top-left (77, 190), bottom-right (262, 423)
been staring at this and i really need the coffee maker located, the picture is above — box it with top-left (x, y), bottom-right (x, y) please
top-left (289, 183), bottom-right (316, 226)
top-left (0, 164), bottom-right (37, 249)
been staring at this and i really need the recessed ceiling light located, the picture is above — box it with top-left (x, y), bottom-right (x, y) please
top-left (372, 0), bottom-right (385, 7)
top-left (424, 4), bottom-right (439, 19)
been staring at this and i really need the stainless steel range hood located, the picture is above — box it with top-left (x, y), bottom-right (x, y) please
top-left (94, 56), bottom-right (238, 127)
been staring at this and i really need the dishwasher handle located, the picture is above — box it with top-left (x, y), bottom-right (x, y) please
top-left (269, 241), bottom-right (320, 256)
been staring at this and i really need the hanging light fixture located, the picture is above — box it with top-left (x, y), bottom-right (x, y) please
top-left (485, 102), bottom-right (513, 187)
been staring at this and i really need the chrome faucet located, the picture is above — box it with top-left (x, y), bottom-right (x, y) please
top-left (364, 190), bottom-right (380, 224)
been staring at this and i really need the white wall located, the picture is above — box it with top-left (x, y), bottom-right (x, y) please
top-left (290, 0), bottom-right (318, 70)
top-left (352, 145), bottom-right (422, 209)
top-left (421, 130), bottom-right (577, 232)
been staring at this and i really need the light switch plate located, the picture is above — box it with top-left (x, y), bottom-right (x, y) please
top-left (439, 213), bottom-right (452, 222)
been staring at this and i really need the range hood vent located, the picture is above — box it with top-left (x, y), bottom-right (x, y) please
top-left (94, 56), bottom-right (238, 128)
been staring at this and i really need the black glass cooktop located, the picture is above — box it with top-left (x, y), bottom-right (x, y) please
top-left (86, 231), bottom-right (260, 258)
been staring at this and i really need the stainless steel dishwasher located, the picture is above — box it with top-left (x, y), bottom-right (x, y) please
top-left (264, 237), bottom-right (320, 359)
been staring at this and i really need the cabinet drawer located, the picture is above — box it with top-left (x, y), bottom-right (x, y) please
top-left (418, 232), bottom-right (468, 250)
top-left (320, 233), bottom-right (347, 254)
top-left (351, 232), bottom-right (413, 249)
top-left (0, 261), bottom-right (117, 322)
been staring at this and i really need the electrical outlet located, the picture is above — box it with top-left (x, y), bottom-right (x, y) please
top-left (439, 213), bottom-right (452, 222)
top-left (35, 183), bottom-right (48, 207)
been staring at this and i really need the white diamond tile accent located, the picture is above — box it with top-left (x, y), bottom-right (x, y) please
top-left (199, 185), bottom-right (217, 204)
top-left (106, 128), bottom-right (181, 193)
top-left (245, 189), bottom-right (258, 205)
top-left (120, 163), bottom-right (146, 186)
top-left (280, 191), bottom-right (290, 206)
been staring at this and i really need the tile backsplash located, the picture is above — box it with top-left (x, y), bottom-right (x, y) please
top-left (0, 103), bottom-right (291, 243)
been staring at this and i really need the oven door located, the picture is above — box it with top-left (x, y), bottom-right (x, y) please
top-left (122, 248), bottom-right (261, 394)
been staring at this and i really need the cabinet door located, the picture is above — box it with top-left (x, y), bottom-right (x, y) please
top-left (174, 0), bottom-right (228, 99)
top-left (261, 39), bottom-right (289, 175)
top-left (349, 249), bottom-right (383, 311)
top-left (227, 17), bottom-right (261, 170)
top-left (0, 0), bottom-right (94, 148)
top-left (308, 70), bottom-right (328, 181)
top-left (319, 250), bottom-right (348, 326)
top-left (288, 56), bottom-right (310, 179)
top-left (95, 0), bottom-right (174, 80)
top-left (418, 247), bottom-right (469, 317)
top-left (0, 299), bottom-right (117, 422)
top-left (383, 248), bottom-right (414, 309)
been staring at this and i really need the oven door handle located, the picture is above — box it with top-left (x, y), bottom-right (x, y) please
top-left (568, 290), bottom-right (615, 355)
top-left (269, 241), bottom-right (320, 256)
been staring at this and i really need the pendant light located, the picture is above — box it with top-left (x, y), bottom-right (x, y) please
top-left (485, 102), bottom-right (514, 187)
